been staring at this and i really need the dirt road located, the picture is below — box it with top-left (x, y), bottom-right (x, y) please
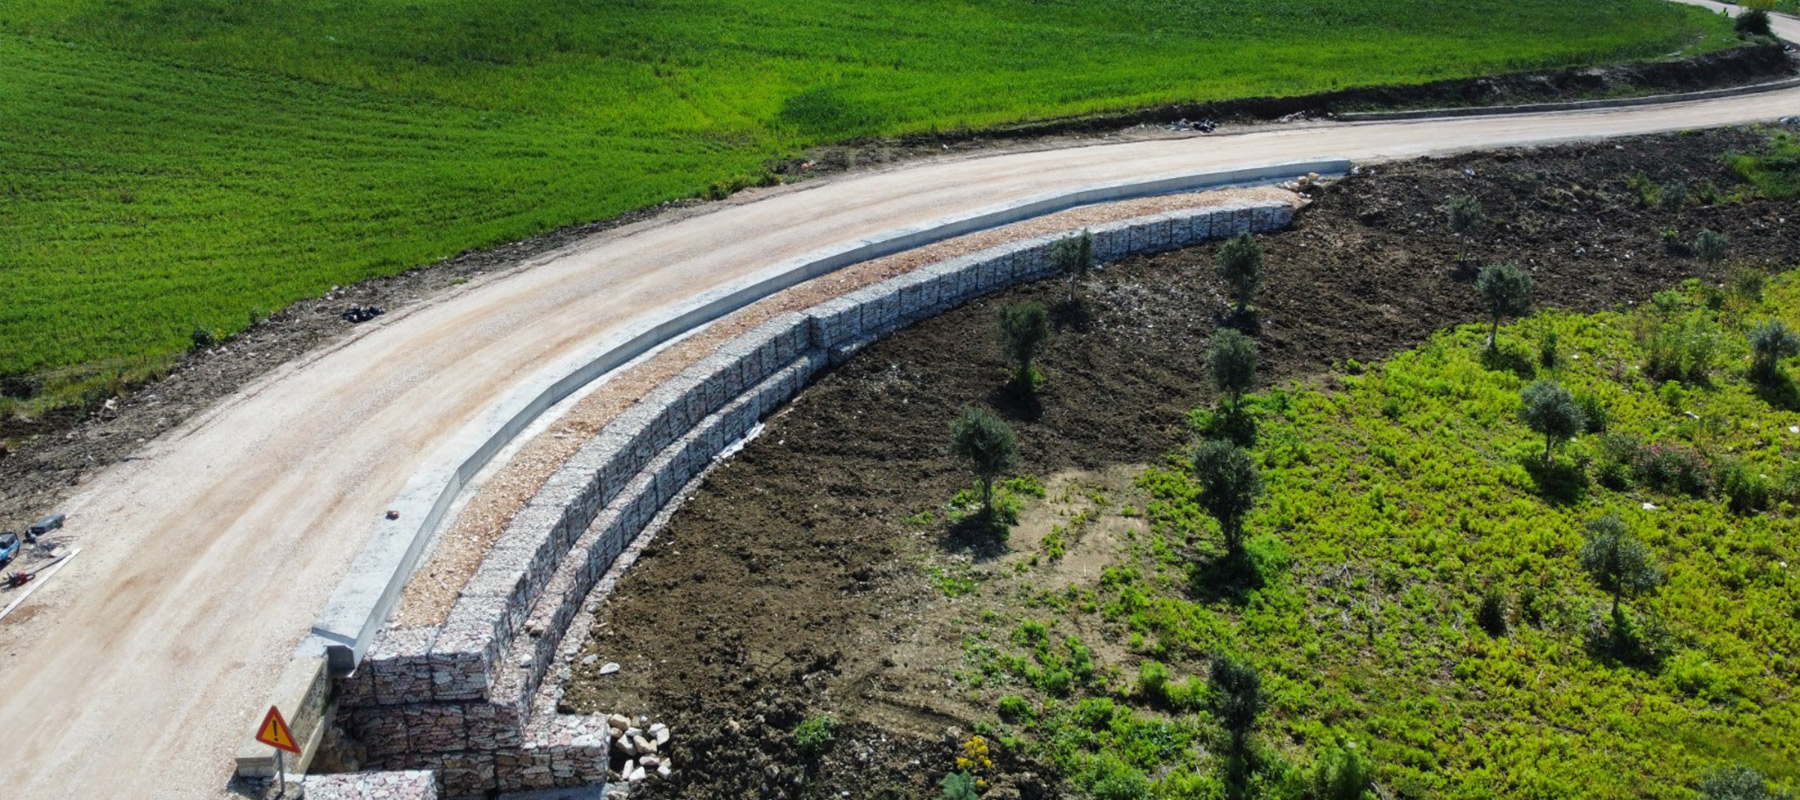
top-left (0, 5), bottom-right (1794, 796)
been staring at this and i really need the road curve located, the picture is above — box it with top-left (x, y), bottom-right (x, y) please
top-left (0, 5), bottom-right (1795, 797)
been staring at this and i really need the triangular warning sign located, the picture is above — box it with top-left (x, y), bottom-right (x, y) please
top-left (255, 705), bottom-right (301, 754)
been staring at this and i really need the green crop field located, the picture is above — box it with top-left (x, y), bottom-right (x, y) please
top-left (960, 274), bottom-right (1800, 798)
top-left (0, 0), bottom-right (1735, 413)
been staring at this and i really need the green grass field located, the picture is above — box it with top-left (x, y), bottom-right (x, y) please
top-left (961, 274), bottom-right (1800, 798)
top-left (0, 0), bottom-right (1735, 412)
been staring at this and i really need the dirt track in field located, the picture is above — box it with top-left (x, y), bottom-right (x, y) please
top-left (0, 3), bottom-right (1794, 797)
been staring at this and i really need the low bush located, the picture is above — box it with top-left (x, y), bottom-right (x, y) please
top-left (1717, 459), bottom-right (1772, 515)
top-left (1477, 585), bottom-right (1509, 636)
top-left (794, 714), bottom-right (836, 757)
top-left (996, 694), bottom-right (1033, 723)
top-left (1641, 312), bottom-right (1720, 383)
top-left (1309, 741), bottom-right (1377, 800)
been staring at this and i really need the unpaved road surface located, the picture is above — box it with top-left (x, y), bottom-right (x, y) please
top-left (0, 5), bottom-right (1795, 797)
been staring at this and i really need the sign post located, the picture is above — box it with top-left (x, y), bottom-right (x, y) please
top-left (255, 705), bottom-right (301, 797)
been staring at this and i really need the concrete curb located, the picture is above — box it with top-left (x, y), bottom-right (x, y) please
top-left (1338, 75), bottom-right (1800, 122)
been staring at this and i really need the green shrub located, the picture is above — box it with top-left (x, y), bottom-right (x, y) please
top-left (1696, 765), bottom-right (1792, 800)
top-left (1694, 229), bottom-right (1729, 266)
top-left (1538, 328), bottom-right (1560, 369)
top-left (997, 694), bottom-right (1033, 723)
top-left (1136, 660), bottom-right (1171, 701)
top-left (794, 714), bottom-right (836, 757)
top-left (190, 327), bottom-right (216, 350)
top-left (1608, 437), bottom-right (1712, 497)
top-left (1642, 313), bottom-right (1720, 383)
top-left (1729, 266), bottom-right (1766, 303)
top-left (1748, 319), bottom-right (1800, 382)
top-left (1727, 131), bottom-right (1800, 201)
top-left (997, 303), bottom-right (1051, 393)
top-left (1244, 533), bottom-right (1293, 586)
top-left (1216, 233), bottom-right (1264, 314)
top-left (1736, 8), bottom-right (1773, 37)
top-left (1717, 460), bottom-right (1772, 515)
top-left (1666, 650), bottom-right (1731, 702)
top-left (1309, 741), bottom-right (1377, 800)
top-left (938, 770), bottom-right (981, 800)
top-left (1088, 757), bottom-right (1152, 800)
top-left (1660, 180), bottom-right (1689, 211)
top-left (1574, 390), bottom-right (1609, 434)
top-left (1477, 585), bottom-right (1509, 636)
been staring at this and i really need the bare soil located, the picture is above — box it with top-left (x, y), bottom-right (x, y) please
top-left (561, 128), bottom-right (1800, 799)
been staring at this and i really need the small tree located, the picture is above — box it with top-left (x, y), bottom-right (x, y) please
top-left (949, 407), bottom-right (1019, 514)
top-left (1748, 319), bottom-right (1800, 381)
top-left (997, 303), bottom-right (1051, 392)
top-left (1694, 229), bottom-right (1729, 267)
top-left (1208, 653), bottom-right (1264, 757)
top-left (1447, 194), bottom-right (1486, 264)
top-left (1207, 328), bottom-right (1258, 411)
top-left (1519, 380), bottom-right (1585, 462)
top-left (1476, 263), bottom-right (1533, 351)
top-left (1051, 230), bottom-right (1096, 304)
top-left (1697, 765), bottom-right (1787, 800)
top-left (1215, 233), bottom-right (1263, 314)
top-left (1579, 514), bottom-right (1661, 619)
top-left (1192, 439), bottom-right (1265, 554)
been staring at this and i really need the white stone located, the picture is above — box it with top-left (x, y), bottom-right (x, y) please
top-left (654, 727), bottom-right (670, 745)
top-left (628, 766), bottom-right (647, 784)
top-left (600, 662), bottom-right (621, 675)
top-left (609, 713), bottom-right (630, 730)
top-left (1790, 425), bottom-right (1799, 434)
top-left (657, 763), bottom-right (673, 779)
top-left (633, 734), bottom-right (657, 755)
top-left (641, 755), bottom-right (661, 769)
top-left (619, 736), bottom-right (638, 756)
top-left (623, 759), bottom-right (636, 776)
top-left (582, 654), bottom-right (598, 666)
top-left (1642, 502), bottom-right (1658, 511)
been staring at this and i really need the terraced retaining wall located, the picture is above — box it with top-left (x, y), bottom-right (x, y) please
top-left (320, 199), bottom-right (1296, 798)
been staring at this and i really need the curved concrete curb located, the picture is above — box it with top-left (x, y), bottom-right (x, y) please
top-left (1337, 74), bottom-right (1800, 122)
top-left (308, 197), bottom-right (1308, 797)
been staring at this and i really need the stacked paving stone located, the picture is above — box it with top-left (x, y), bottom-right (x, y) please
top-left (323, 200), bottom-right (1293, 798)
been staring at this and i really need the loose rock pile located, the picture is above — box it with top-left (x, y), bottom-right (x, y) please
top-left (605, 713), bottom-right (673, 797)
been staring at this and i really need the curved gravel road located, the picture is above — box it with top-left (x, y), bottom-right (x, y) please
top-left (0, 3), bottom-right (1794, 796)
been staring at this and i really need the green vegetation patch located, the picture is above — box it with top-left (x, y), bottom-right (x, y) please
top-left (962, 274), bottom-right (1800, 798)
top-left (0, 0), bottom-right (1735, 411)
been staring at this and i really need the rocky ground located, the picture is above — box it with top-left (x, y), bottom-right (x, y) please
top-left (560, 127), bottom-right (1800, 799)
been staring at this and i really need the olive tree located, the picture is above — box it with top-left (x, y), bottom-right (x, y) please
top-left (1447, 194), bottom-right (1485, 264)
top-left (1215, 233), bottom-right (1263, 314)
top-left (1051, 230), bottom-right (1096, 304)
top-left (1476, 263), bottom-right (1533, 351)
top-left (1207, 328), bottom-right (1258, 411)
top-left (1520, 380), bottom-right (1585, 463)
top-left (1208, 653), bottom-right (1264, 758)
top-left (949, 407), bottom-right (1019, 513)
top-left (1694, 229), bottom-right (1729, 267)
top-left (1192, 439), bottom-right (1264, 554)
top-left (1749, 319), bottom-right (1800, 382)
top-left (1579, 514), bottom-right (1661, 619)
top-left (997, 303), bottom-right (1051, 392)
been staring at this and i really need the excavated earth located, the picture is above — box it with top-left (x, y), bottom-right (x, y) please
top-left (561, 127), bottom-right (1800, 799)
